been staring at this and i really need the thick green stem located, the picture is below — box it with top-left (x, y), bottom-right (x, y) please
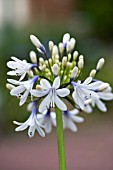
top-left (56, 107), bottom-right (66, 170)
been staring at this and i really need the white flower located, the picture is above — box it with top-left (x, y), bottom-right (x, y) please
top-left (31, 76), bottom-right (70, 112)
top-left (7, 76), bottom-right (38, 106)
top-left (62, 109), bottom-right (84, 132)
top-left (37, 109), bottom-right (55, 134)
top-left (7, 56), bottom-right (36, 81)
top-left (13, 107), bottom-right (45, 138)
top-left (71, 77), bottom-right (101, 110)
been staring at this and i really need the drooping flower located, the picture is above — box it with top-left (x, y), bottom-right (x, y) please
top-left (31, 76), bottom-right (70, 113)
top-left (7, 76), bottom-right (38, 106)
top-left (7, 56), bottom-right (36, 81)
top-left (37, 109), bottom-right (56, 134)
top-left (71, 77), bottom-right (101, 110)
top-left (13, 107), bottom-right (45, 138)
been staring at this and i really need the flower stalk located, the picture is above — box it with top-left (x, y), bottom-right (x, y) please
top-left (56, 107), bottom-right (66, 170)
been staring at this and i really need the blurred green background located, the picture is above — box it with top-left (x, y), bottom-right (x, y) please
top-left (0, 0), bottom-right (113, 170)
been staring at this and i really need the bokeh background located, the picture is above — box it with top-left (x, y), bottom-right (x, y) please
top-left (0, 0), bottom-right (113, 170)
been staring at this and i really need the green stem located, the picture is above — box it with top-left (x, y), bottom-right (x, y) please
top-left (56, 107), bottom-right (66, 170)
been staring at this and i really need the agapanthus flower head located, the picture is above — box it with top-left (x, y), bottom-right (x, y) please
top-left (6, 33), bottom-right (113, 137)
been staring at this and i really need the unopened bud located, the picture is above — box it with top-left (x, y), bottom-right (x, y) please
top-left (89, 69), bottom-right (96, 78)
top-left (63, 33), bottom-right (70, 44)
top-left (62, 57), bottom-right (67, 67)
top-left (73, 51), bottom-right (78, 60)
top-left (78, 59), bottom-right (84, 69)
top-left (79, 55), bottom-right (84, 60)
top-left (52, 45), bottom-right (58, 55)
top-left (68, 54), bottom-right (71, 61)
top-left (96, 58), bottom-right (105, 71)
top-left (36, 85), bottom-right (42, 90)
top-left (52, 64), bottom-right (59, 76)
top-left (28, 70), bottom-right (34, 77)
top-left (66, 41), bottom-right (71, 53)
top-left (71, 66), bottom-right (78, 79)
top-left (70, 38), bottom-right (76, 50)
top-left (30, 51), bottom-right (37, 64)
top-left (39, 57), bottom-right (44, 64)
top-left (30, 35), bottom-right (46, 53)
top-left (49, 41), bottom-right (54, 52)
top-left (59, 43), bottom-right (64, 54)
top-left (6, 83), bottom-right (15, 90)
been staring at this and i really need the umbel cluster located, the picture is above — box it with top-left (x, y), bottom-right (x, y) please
top-left (6, 33), bottom-right (113, 137)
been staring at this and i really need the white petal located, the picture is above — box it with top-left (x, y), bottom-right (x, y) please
top-left (7, 79), bottom-right (21, 85)
top-left (10, 85), bottom-right (25, 96)
top-left (56, 88), bottom-right (70, 97)
top-left (84, 105), bottom-right (92, 113)
top-left (7, 71), bottom-right (17, 76)
top-left (31, 89), bottom-right (48, 97)
top-left (71, 115), bottom-right (84, 123)
top-left (19, 73), bottom-right (26, 81)
top-left (69, 109), bottom-right (79, 115)
top-left (55, 95), bottom-right (67, 111)
top-left (19, 90), bottom-right (29, 106)
top-left (96, 99), bottom-right (107, 112)
top-left (13, 121), bottom-right (22, 125)
top-left (15, 123), bottom-right (28, 131)
top-left (28, 126), bottom-right (35, 138)
top-left (36, 124), bottom-right (45, 137)
top-left (72, 90), bottom-right (85, 110)
top-left (40, 79), bottom-right (51, 89)
top-left (52, 76), bottom-right (60, 89)
top-left (45, 119), bottom-right (52, 134)
top-left (98, 92), bottom-right (113, 100)
top-left (82, 77), bottom-right (92, 85)
top-left (39, 93), bottom-right (51, 113)
top-left (86, 81), bottom-right (102, 90)
top-left (67, 119), bottom-right (78, 132)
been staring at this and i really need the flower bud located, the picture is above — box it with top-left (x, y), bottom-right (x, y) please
top-left (89, 69), bottom-right (96, 78)
top-left (59, 43), bottom-right (64, 54)
top-left (78, 59), bottom-right (84, 69)
top-left (52, 45), bottom-right (58, 55)
top-left (62, 57), bottom-right (67, 67)
top-left (36, 85), bottom-right (42, 90)
top-left (49, 41), bottom-right (54, 52)
top-left (73, 51), bottom-right (78, 60)
top-left (63, 33), bottom-right (70, 44)
top-left (71, 66), bottom-right (78, 79)
top-left (66, 41), bottom-right (71, 53)
top-left (52, 64), bottom-right (59, 76)
top-left (96, 58), bottom-right (105, 71)
top-left (70, 38), bottom-right (76, 50)
top-left (30, 35), bottom-right (46, 53)
top-left (30, 51), bottom-right (37, 64)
